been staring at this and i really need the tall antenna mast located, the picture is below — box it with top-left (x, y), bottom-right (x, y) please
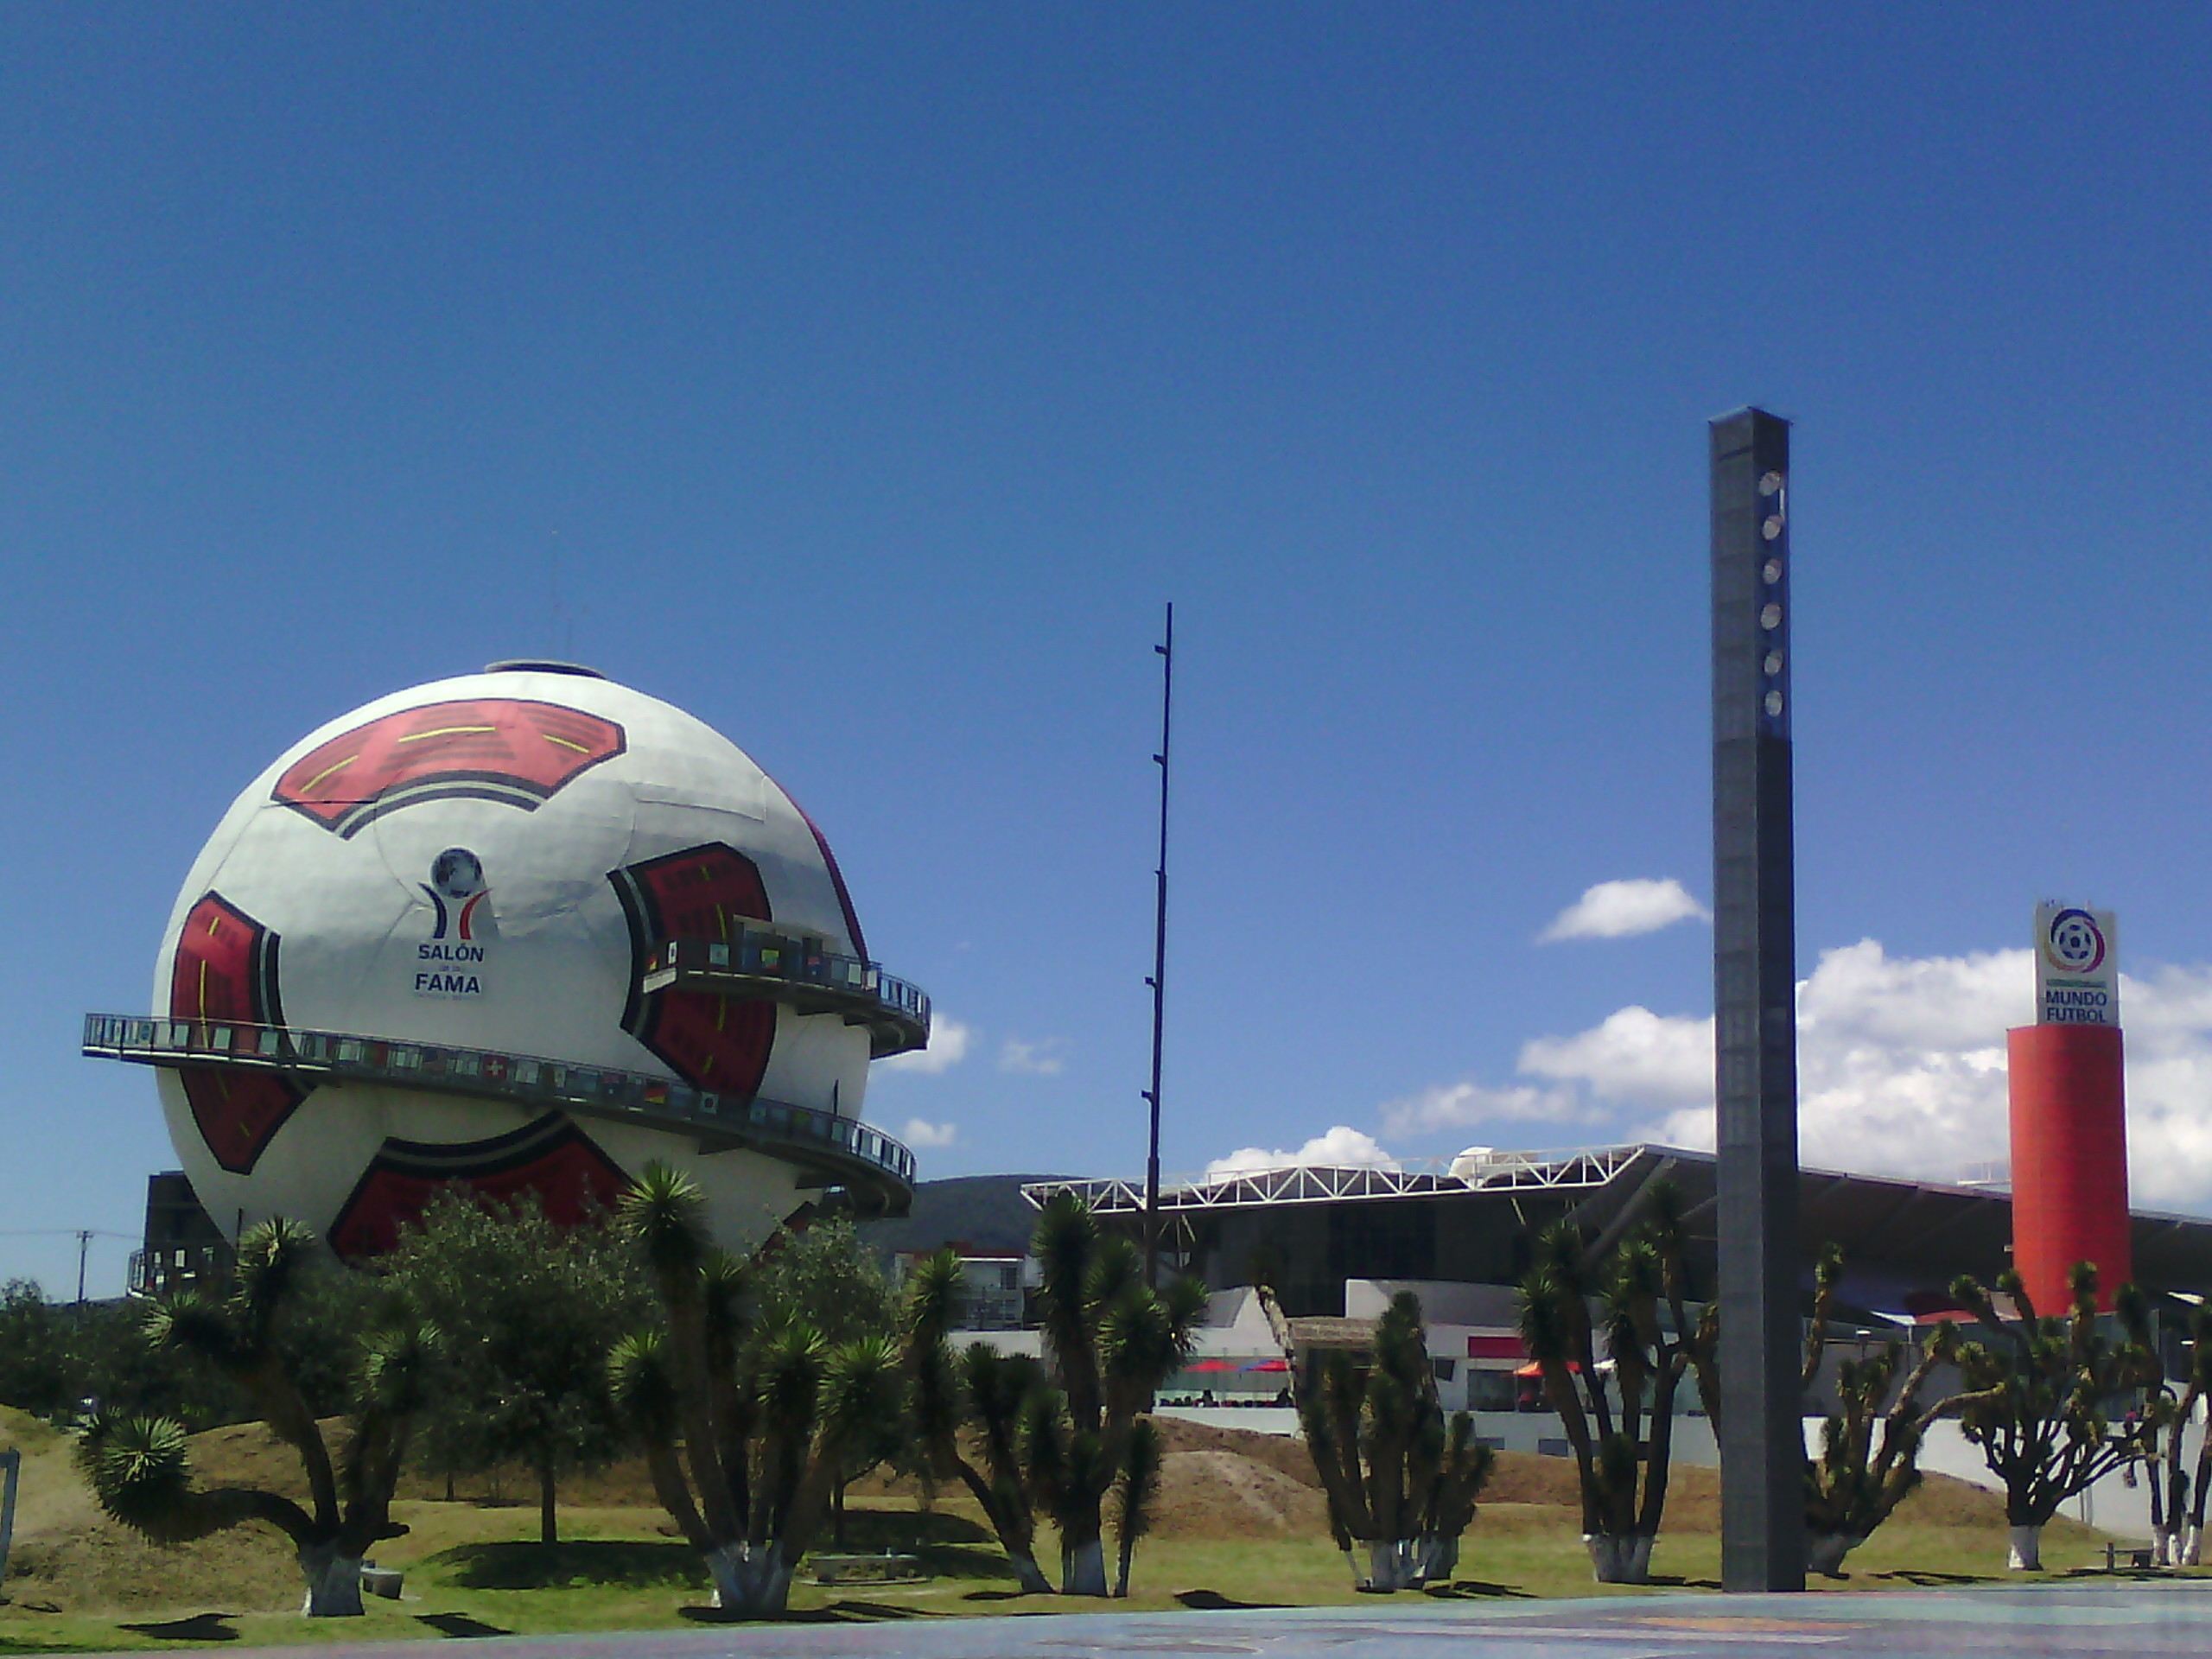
top-left (1142, 602), bottom-right (1173, 1287)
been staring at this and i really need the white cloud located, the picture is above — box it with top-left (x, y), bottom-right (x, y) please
top-left (1205, 1125), bottom-right (1399, 1181)
top-left (877, 1015), bottom-right (973, 1075)
top-left (1379, 1080), bottom-right (1591, 1136)
top-left (1486, 938), bottom-right (2212, 1212)
top-left (999, 1036), bottom-right (1065, 1076)
top-left (1520, 1006), bottom-right (1715, 1107)
top-left (902, 1118), bottom-right (958, 1150)
top-left (1539, 878), bottom-right (1711, 943)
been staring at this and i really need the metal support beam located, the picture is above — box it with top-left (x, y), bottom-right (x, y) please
top-left (1711, 407), bottom-right (1806, 1592)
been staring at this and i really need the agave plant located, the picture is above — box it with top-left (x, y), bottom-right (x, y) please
top-left (1945, 1262), bottom-right (2160, 1570)
top-left (605, 1162), bottom-right (903, 1617)
top-left (76, 1218), bottom-right (436, 1617)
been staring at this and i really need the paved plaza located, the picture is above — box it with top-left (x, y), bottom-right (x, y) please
top-left (98, 1580), bottom-right (2212, 1659)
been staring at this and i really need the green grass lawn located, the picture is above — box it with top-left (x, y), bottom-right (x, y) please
top-left (0, 1495), bottom-right (2199, 1652)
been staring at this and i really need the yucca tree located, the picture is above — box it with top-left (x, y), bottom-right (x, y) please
top-left (899, 1249), bottom-right (1052, 1592)
top-left (1795, 1243), bottom-right (1961, 1573)
top-left (1110, 1417), bottom-right (1163, 1598)
top-left (605, 1163), bottom-right (902, 1616)
top-left (1945, 1262), bottom-right (2159, 1570)
top-left (1265, 1287), bottom-right (1492, 1589)
top-left (75, 1218), bottom-right (435, 1616)
top-left (1516, 1190), bottom-right (1713, 1584)
top-left (2150, 1300), bottom-right (2209, 1566)
top-left (1021, 1195), bottom-right (1205, 1595)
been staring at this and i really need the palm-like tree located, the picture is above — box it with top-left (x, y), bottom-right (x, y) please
top-left (76, 1218), bottom-right (436, 1617)
top-left (1945, 1262), bottom-right (2160, 1571)
top-left (1516, 1192), bottom-right (1713, 1584)
top-left (1021, 1196), bottom-right (1205, 1595)
top-left (899, 1249), bottom-right (1052, 1592)
top-left (605, 1162), bottom-right (902, 1616)
top-left (1110, 1417), bottom-right (1163, 1598)
top-left (1796, 1243), bottom-right (1961, 1573)
top-left (2158, 1301), bottom-right (2211, 1566)
top-left (1267, 1288), bottom-right (1493, 1589)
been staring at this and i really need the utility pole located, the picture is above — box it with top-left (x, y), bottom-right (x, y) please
top-left (1142, 603), bottom-right (1173, 1287)
top-left (74, 1229), bottom-right (92, 1315)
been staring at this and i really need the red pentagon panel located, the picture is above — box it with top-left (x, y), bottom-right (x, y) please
top-left (168, 893), bottom-right (304, 1174)
top-left (610, 843), bottom-right (776, 1097)
top-left (327, 1115), bottom-right (630, 1260)
top-left (271, 699), bottom-right (626, 836)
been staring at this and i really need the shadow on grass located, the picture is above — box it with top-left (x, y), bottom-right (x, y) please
top-left (432, 1541), bottom-right (706, 1591)
top-left (416, 1612), bottom-right (514, 1638)
top-left (676, 1600), bottom-right (931, 1624)
top-left (1423, 1580), bottom-right (1535, 1599)
top-left (1645, 1576), bottom-right (1722, 1591)
top-left (1870, 1568), bottom-right (1996, 1587)
top-left (117, 1614), bottom-right (241, 1642)
top-left (1175, 1589), bottom-right (1296, 1611)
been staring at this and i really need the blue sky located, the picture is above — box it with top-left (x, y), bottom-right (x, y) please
top-left (7, 7), bottom-right (2212, 1293)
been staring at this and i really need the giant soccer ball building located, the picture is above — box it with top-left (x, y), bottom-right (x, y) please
top-left (85, 664), bottom-right (926, 1257)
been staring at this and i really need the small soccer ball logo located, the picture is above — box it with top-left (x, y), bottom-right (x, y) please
top-left (430, 847), bottom-right (486, 899)
top-left (2045, 909), bottom-right (2106, 974)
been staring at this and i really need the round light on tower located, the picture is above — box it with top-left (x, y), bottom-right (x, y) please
top-left (1762, 516), bottom-right (1783, 542)
top-left (1764, 690), bottom-right (1784, 718)
top-left (1758, 471), bottom-right (1783, 497)
top-left (1760, 603), bottom-right (1783, 631)
top-left (1764, 650), bottom-right (1784, 677)
top-left (1763, 558), bottom-right (1783, 585)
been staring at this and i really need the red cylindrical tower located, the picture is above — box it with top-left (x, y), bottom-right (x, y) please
top-left (2007, 1023), bottom-right (2131, 1313)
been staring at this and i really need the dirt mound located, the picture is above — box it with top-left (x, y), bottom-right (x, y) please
top-left (1152, 1449), bottom-right (1329, 1538)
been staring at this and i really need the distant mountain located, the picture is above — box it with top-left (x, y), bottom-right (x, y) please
top-left (861, 1173), bottom-right (1068, 1257)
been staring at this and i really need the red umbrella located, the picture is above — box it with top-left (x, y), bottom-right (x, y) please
top-left (1186, 1357), bottom-right (1239, 1373)
top-left (1242, 1358), bottom-right (1290, 1373)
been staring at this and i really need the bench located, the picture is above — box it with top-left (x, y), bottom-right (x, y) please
top-left (2101, 1541), bottom-right (2156, 1571)
top-left (807, 1552), bottom-right (925, 1586)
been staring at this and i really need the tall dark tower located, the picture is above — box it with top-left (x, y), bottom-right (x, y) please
top-left (1709, 408), bottom-right (1805, 1592)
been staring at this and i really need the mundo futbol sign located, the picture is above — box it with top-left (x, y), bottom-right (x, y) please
top-left (2035, 903), bottom-right (2120, 1027)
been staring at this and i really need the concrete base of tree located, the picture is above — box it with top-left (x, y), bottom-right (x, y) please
top-left (706, 1542), bottom-right (792, 1618)
top-left (1059, 1538), bottom-right (1107, 1597)
top-left (1806, 1532), bottom-right (1865, 1577)
top-left (2182, 1524), bottom-right (2202, 1567)
top-left (297, 1548), bottom-right (365, 1618)
top-left (1585, 1532), bottom-right (1654, 1584)
top-left (2007, 1525), bottom-right (2044, 1572)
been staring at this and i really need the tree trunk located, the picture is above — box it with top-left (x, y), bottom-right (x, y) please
top-left (1114, 1531), bottom-right (1135, 1598)
top-left (538, 1457), bottom-right (558, 1548)
top-left (1363, 1539), bottom-right (1407, 1592)
top-left (1060, 1535), bottom-right (1108, 1597)
top-left (297, 1544), bottom-right (364, 1618)
top-left (705, 1541), bottom-right (792, 1618)
top-left (1413, 1532), bottom-right (1458, 1586)
top-left (1627, 1533), bottom-right (1655, 1581)
top-left (831, 1478), bottom-right (847, 1550)
top-left (1806, 1533), bottom-right (1862, 1576)
top-left (1584, 1532), bottom-right (1650, 1584)
top-left (2007, 1524), bottom-right (2043, 1572)
top-left (1007, 1549), bottom-right (1053, 1595)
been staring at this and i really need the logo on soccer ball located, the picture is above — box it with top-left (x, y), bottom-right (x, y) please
top-left (2044, 907), bottom-right (2107, 975)
top-left (422, 849), bottom-right (490, 940)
